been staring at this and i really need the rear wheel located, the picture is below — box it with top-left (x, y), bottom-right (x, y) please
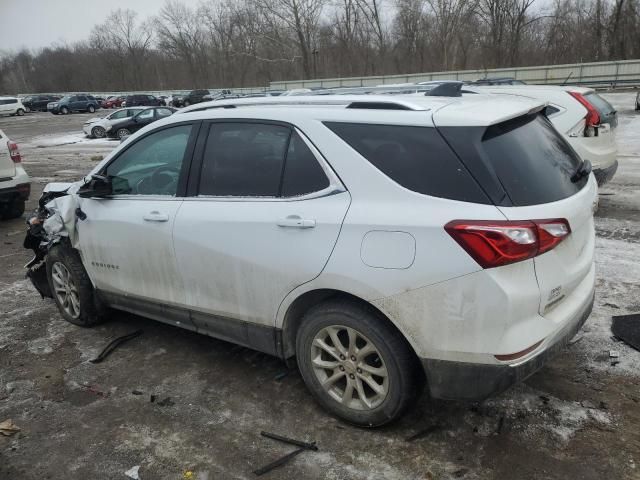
top-left (116, 128), bottom-right (131, 140)
top-left (1, 199), bottom-right (25, 220)
top-left (296, 300), bottom-right (422, 427)
top-left (91, 126), bottom-right (106, 138)
top-left (16, 108), bottom-right (25, 116)
top-left (46, 245), bottom-right (106, 327)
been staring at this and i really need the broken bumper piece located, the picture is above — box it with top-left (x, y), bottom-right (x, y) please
top-left (421, 290), bottom-right (594, 401)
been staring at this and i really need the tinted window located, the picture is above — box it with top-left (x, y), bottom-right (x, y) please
top-left (199, 123), bottom-right (289, 197)
top-left (105, 124), bottom-right (192, 196)
top-left (137, 109), bottom-right (154, 121)
top-left (281, 132), bottom-right (330, 196)
top-left (147, 95), bottom-right (155, 100)
top-left (480, 114), bottom-right (586, 205)
top-left (78, 96), bottom-right (88, 101)
top-left (156, 108), bottom-right (173, 118)
top-left (544, 105), bottom-right (561, 116)
top-left (324, 122), bottom-right (486, 202)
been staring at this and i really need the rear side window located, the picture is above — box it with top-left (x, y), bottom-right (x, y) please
top-left (281, 132), bottom-right (330, 197)
top-left (480, 114), bottom-right (586, 205)
top-left (324, 122), bottom-right (488, 203)
top-left (584, 92), bottom-right (617, 127)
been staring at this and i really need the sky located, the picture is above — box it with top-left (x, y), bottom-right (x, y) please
top-left (0, 0), bottom-right (202, 52)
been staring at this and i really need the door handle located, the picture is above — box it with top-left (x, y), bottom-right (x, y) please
top-left (143, 211), bottom-right (169, 222)
top-left (277, 215), bottom-right (316, 229)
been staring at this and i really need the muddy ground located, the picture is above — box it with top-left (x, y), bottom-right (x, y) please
top-left (1, 96), bottom-right (639, 480)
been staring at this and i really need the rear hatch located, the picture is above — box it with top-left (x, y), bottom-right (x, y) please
top-left (0, 130), bottom-right (16, 180)
top-left (435, 105), bottom-right (596, 316)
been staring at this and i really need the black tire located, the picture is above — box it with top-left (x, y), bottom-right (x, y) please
top-left (296, 299), bottom-right (422, 427)
top-left (88, 105), bottom-right (95, 113)
top-left (183, 100), bottom-right (190, 107)
top-left (46, 244), bottom-right (106, 327)
top-left (116, 128), bottom-right (131, 140)
top-left (1, 199), bottom-right (25, 220)
top-left (91, 126), bottom-right (106, 138)
top-left (16, 109), bottom-right (25, 116)
top-left (60, 106), bottom-right (69, 115)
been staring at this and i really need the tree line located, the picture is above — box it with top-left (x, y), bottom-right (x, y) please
top-left (1, 0), bottom-right (638, 94)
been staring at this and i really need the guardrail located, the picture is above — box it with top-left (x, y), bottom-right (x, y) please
top-left (269, 59), bottom-right (640, 90)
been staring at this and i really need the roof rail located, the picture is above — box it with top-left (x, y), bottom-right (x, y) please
top-left (178, 95), bottom-right (430, 113)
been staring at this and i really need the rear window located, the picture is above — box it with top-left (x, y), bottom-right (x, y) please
top-left (584, 92), bottom-right (617, 127)
top-left (480, 114), bottom-right (587, 205)
top-left (324, 122), bottom-right (489, 203)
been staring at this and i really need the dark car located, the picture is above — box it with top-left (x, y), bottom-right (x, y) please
top-left (47, 95), bottom-right (100, 115)
top-left (123, 94), bottom-right (164, 107)
top-left (102, 96), bottom-right (126, 109)
top-left (106, 107), bottom-right (177, 139)
top-left (469, 77), bottom-right (526, 86)
top-left (171, 89), bottom-right (212, 108)
top-left (22, 95), bottom-right (61, 112)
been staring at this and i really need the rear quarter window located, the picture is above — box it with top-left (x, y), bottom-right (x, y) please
top-left (323, 122), bottom-right (489, 203)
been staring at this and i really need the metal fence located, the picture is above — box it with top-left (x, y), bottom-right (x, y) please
top-left (269, 59), bottom-right (640, 90)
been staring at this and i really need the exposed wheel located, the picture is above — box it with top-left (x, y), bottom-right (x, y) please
top-left (24, 106), bottom-right (31, 113)
top-left (91, 126), bottom-right (106, 138)
top-left (183, 100), bottom-right (190, 107)
top-left (116, 128), bottom-right (131, 140)
top-left (88, 105), bottom-right (95, 113)
top-left (60, 106), bottom-right (69, 115)
top-left (1, 199), bottom-right (25, 220)
top-left (46, 245), bottom-right (106, 327)
top-left (16, 109), bottom-right (25, 116)
top-left (296, 300), bottom-right (422, 427)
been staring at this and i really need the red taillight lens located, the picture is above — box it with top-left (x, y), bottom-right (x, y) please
top-left (568, 91), bottom-right (601, 130)
top-left (7, 140), bottom-right (21, 163)
top-left (445, 219), bottom-right (571, 268)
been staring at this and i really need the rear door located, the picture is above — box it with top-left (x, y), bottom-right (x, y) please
top-left (0, 129), bottom-right (15, 179)
top-left (173, 121), bottom-right (350, 332)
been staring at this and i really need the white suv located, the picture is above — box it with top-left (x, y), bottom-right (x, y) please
top-left (0, 128), bottom-right (30, 219)
top-left (26, 95), bottom-right (596, 426)
top-left (0, 97), bottom-right (26, 117)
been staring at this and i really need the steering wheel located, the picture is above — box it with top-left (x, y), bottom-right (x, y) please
top-left (136, 165), bottom-right (181, 195)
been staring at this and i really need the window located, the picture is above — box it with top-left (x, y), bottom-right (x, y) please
top-left (199, 123), bottom-right (290, 197)
top-left (69, 96), bottom-right (78, 102)
top-left (147, 95), bottom-right (155, 101)
top-left (281, 132), bottom-right (329, 197)
top-left (104, 125), bottom-right (192, 196)
top-left (544, 105), bottom-right (561, 117)
top-left (78, 96), bottom-right (88, 101)
top-left (110, 110), bottom-right (128, 120)
top-left (156, 108), bottom-right (173, 118)
top-left (325, 122), bottom-right (486, 202)
top-left (136, 109), bottom-right (154, 121)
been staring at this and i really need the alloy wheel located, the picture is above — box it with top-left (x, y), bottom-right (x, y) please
top-left (310, 325), bottom-right (389, 410)
top-left (51, 262), bottom-right (80, 319)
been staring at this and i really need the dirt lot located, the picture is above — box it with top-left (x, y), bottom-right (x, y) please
top-left (1, 98), bottom-right (639, 480)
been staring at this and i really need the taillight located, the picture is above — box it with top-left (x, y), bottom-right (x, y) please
top-left (445, 219), bottom-right (571, 268)
top-left (568, 92), bottom-right (600, 136)
top-left (7, 140), bottom-right (21, 163)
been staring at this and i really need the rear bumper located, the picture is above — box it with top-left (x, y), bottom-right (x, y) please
top-left (421, 289), bottom-right (594, 401)
top-left (0, 184), bottom-right (30, 203)
top-left (593, 159), bottom-right (618, 185)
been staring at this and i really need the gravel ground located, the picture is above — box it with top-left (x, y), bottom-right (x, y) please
top-left (0, 99), bottom-right (639, 480)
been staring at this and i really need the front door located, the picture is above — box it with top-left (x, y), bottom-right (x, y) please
top-left (173, 122), bottom-right (350, 336)
top-left (78, 123), bottom-right (197, 311)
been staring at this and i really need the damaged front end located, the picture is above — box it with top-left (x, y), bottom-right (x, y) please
top-left (23, 183), bottom-right (79, 298)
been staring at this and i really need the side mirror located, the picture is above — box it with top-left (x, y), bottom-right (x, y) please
top-left (78, 174), bottom-right (112, 198)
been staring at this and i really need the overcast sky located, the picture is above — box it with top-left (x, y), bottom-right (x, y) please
top-left (0, 0), bottom-right (202, 52)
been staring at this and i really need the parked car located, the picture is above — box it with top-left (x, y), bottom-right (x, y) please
top-left (26, 94), bottom-right (596, 426)
top-left (123, 94), bottom-right (164, 108)
top-left (106, 106), bottom-right (177, 139)
top-left (466, 85), bottom-right (619, 184)
top-left (22, 95), bottom-right (61, 112)
top-left (470, 77), bottom-right (526, 86)
top-left (171, 89), bottom-right (212, 107)
top-left (0, 97), bottom-right (27, 117)
top-left (0, 128), bottom-right (29, 219)
top-left (47, 95), bottom-right (100, 115)
top-left (102, 96), bottom-right (126, 109)
top-left (82, 107), bottom-right (147, 138)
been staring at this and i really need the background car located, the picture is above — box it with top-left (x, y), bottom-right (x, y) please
top-left (106, 106), bottom-right (177, 139)
top-left (171, 89), bottom-right (211, 107)
top-left (0, 97), bottom-right (27, 117)
top-left (82, 107), bottom-right (146, 138)
top-left (102, 96), bottom-right (126, 109)
top-left (123, 94), bottom-right (164, 107)
top-left (22, 95), bottom-right (61, 112)
top-left (0, 128), bottom-right (29, 219)
top-left (47, 95), bottom-right (100, 115)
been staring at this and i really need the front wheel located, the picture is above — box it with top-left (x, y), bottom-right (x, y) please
top-left (116, 128), bottom-right (130, 140)
top-left (16, 109), bottom-right (25, 116)
top-left (183, 100), bottom-right (190, 107)
top-left (91, 126), bottom-right (106, 138)
top-left (88, 105), bottom-right (95, 113)
top-left (60, 106), bottom-right (69, 115)
top-left (46, 245), bottom-right (106, 327)
top-left (296, 300), bottom-right (422, 427)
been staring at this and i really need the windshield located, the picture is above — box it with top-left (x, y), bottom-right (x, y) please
top-left (59, 96), bottom-right (71, 102)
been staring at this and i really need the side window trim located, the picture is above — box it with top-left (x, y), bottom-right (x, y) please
top-left (99, 120), bottom-right (202, 199)
top-left (185, 119), bottom-right (345, 200)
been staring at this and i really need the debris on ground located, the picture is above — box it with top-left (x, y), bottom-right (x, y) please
top-left (405, 424), bottom-right (443, 442)
top-left (254, 432), bottom-right (318, 476)
top-left (80, 384), bottom-right (109, 397)
top-left (611, 313), bottom-right (640, 352)
top-left (124, 465), bottom-right (140, 479)
top-left (157, 397), bottom-right (175, 407)
top-left (0, 419), bottom-right (20, 436)
top-left (90, 330), bottom-right (143, 364)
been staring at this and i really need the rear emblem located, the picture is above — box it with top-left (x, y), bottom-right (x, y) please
top-left (548, 286), bottom-right (562, 301)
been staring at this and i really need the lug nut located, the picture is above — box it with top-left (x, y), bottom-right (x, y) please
top-left (357, 368), bottom-right (362, 374)
top-left (339, 366), bottom-right (345, 371)
top-left (349, 374), bottom-right (355, 379)
top-left (340, 354), bottom-right (345, 360)
top-left (351, 356), bottom-right (356, 361)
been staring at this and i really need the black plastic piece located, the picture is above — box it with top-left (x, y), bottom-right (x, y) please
top-left (612, 314), bottom-right (640, 352)
top-left (425, 82), bottom-right (463, 97)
